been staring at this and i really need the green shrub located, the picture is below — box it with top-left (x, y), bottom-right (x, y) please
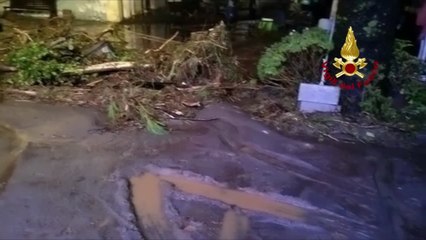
top-left (390, 40), bottom-right (426, 128)
top-left (361, 85), bottom-right (397, 121)
top-left (388, 39), bottom-right (422, 89)
top-left (361, 39), bottom-right (426, 128)
top-left (361, 64), bottom-right (397, 121)
top-left (6, 42), bottom-right (76, 86)
top-left (401, 81), bottom-right (426, 128)
top-left (257, 27), bottom-right (332, 82)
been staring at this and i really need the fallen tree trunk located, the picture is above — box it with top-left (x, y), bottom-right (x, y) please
top-left (65, 62), bottom-right (152, 75)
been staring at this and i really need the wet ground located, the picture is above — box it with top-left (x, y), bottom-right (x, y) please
top-left (1, 14), bottom-right (426, 239)
top-left (0, 101), bottom-right (425, 240)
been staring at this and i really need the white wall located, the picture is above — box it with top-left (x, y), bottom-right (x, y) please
top-left (0, 0), bottom-right (10, 16)
top-left (57, 0), bottom-right (110, 21)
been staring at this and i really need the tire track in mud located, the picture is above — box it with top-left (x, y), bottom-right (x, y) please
top-left (212, 120), bottom-right (376, 199)
top-left (207, 119), bottom-right (379, 236)
top-left (373, 158), bottom-right (406, 240)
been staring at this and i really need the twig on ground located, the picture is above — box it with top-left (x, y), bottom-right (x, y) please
top-left (96, 28), bottom-right (114, 40)
top-left (218, 85), bottom-right (260, 90)
top-left (171, 117), bottom-right (219, 122)
top-left (124, 29), bottom-right (177, 43)
top-left (321, 132), bottom-right (340, 142)
top-left (86, 79), bottom-right (104, 87)
top-left (5, 89), bottom-right (37, 96)
top-left (193, 40), bottom-right (227, 49)
top-left (69, 32), bottom-right (96, 42)
top-left (153, 31), bottom-right (179, 52)
top-left (13, 27), bottom-right (33, 43)
top-left (330, 119), bottom-right (351, 125)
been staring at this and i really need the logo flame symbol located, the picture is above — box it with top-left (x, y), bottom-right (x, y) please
top-left (340, 27), bottom-right (360, 61)
top-left (333, 26), bottom-right (367, 78)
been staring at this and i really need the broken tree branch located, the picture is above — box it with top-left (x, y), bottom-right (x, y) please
top-left (145, 31), bottom-right (179, 54)
top-left (153, 31), bottom-right (179, 52)
top-left (96, 27), bottom-right (114, 40)
top-left (13, 27), bottom-right (33, 43)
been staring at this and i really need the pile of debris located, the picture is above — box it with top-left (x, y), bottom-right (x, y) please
top-left (1, 15), bottom-right (416, 147)
top-left (0, 15), bottom-right (241, 133)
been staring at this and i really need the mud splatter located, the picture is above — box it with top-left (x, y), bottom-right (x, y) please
top-left (130, 173), bottom-right (172, 239)
top-left (0, 123), bottom-right (27, 192)
top-left (160, 173), bottom-right (306, 220)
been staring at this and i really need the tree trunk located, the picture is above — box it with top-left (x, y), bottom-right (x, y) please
top-left (328, 0), bottom-right (400, 115)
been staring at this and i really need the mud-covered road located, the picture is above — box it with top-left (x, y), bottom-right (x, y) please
top-left (0, 101), bottom-right (425, 240)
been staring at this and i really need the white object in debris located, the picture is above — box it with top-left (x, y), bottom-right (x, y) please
top-left (296, 0), bottom-right (341, 113)
top-left (318, 18), bottom-right (332, 32)
top-left (297, 83), bottom-right (341, 113)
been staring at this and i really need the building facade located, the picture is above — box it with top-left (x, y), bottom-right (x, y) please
top-left (0, 0), bottom-right (161, 22)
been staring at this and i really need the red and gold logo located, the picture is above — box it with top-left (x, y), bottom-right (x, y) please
top-left (321, 26), bottom-right (379, 90)
top-left (333, 26), bottom-right (367, 78)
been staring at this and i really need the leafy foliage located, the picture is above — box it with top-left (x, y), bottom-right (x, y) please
top-left (361, 64), bottom-right (397, 121)
top-left (105, 97), bottom-right (167, 135)
top-left (401, 81), bottom-right (426, 128)
top-left (388, 39), bottom-right (422, 89)
top-left (361, 85), bottom-right (397, 121)
top-left (257, 27), bottom-right (333, 82)
top-left (361, 39), bottom-right (426, 129)
top-left (107, 101), bottom-right (120, 123)
top-left (393, 41), bottom-right (426, 127)
top-left (6, 42), bottom-right (76, 86)
top-left (137, 104), bottom-right (167, 135)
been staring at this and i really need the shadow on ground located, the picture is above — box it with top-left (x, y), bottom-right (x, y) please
top-left (0, 101), bottom-right (425, 240)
